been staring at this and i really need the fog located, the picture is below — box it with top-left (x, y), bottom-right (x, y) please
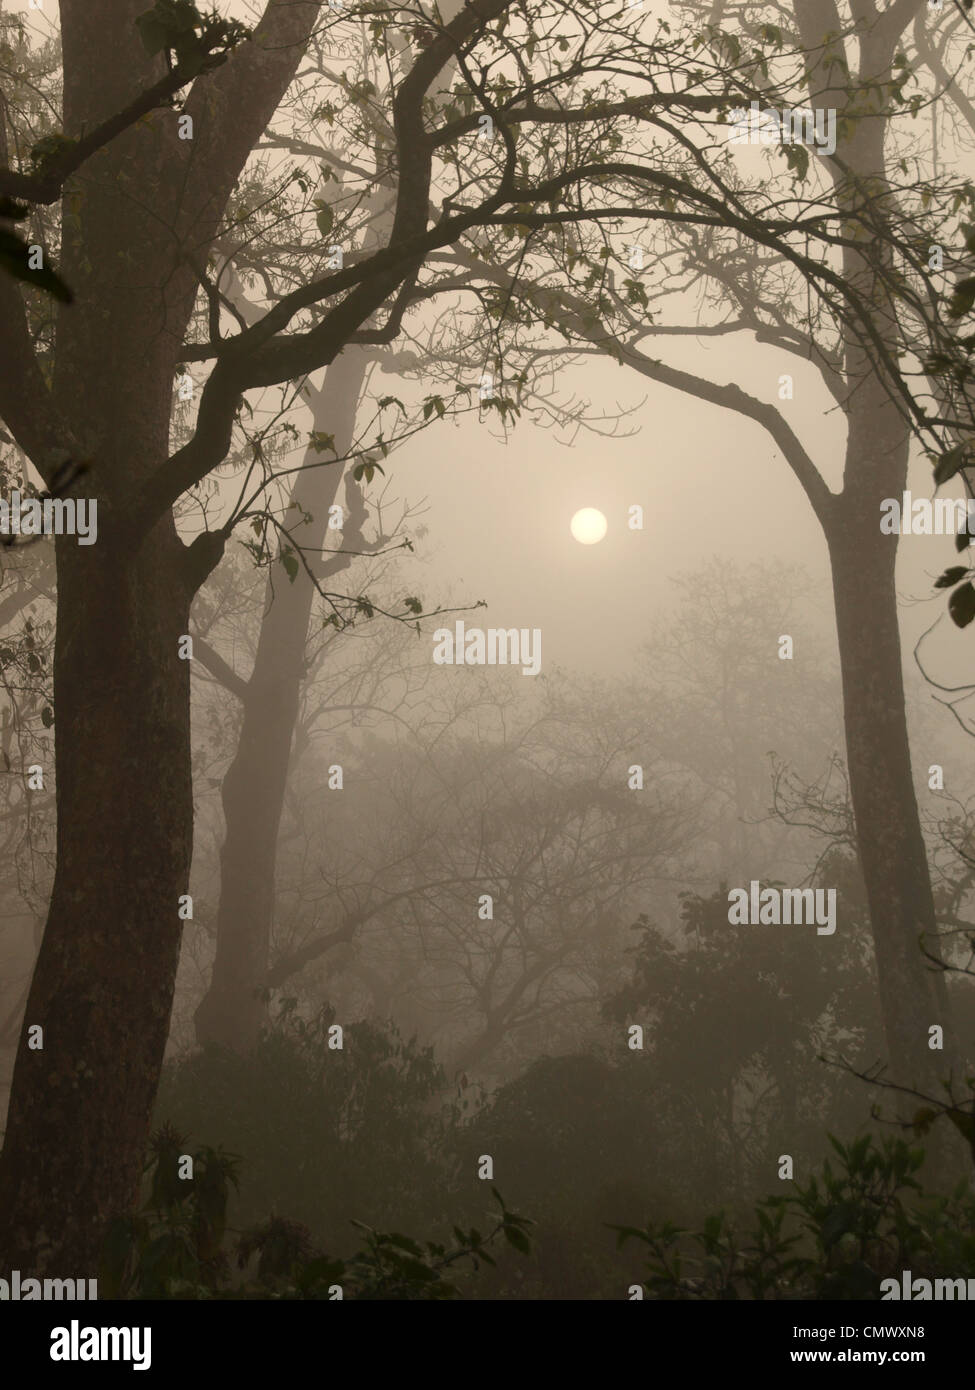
top-left (1, 0), bottom-right (974, 1310)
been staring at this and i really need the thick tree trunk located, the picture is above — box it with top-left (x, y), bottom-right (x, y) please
top-left (0, 524), bottom-right (195, 1272)
top-left (194, 350), bottom-right (368, 1052)
top-left (0, 0), bottom-right (321, 1270)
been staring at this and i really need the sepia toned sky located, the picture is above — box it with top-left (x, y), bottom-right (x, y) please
top-left (8, 0), bottom-right (971, 691)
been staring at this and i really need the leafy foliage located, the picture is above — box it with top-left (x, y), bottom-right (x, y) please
top-left (616, 1134), bottom-right (975, 1300)
top-left (604, 875), bottom-right (884, 1197)
top-left (925, 228), bottom-right (975, 532)
top-left (100, 1119), bottom-right (531, 1300)
top-left (100, 1123), bottom-right (241, 1298)
top-left (155, 1005), bottom-right (452, 1249)
top-left (135, 1), bottom-right (251, 78)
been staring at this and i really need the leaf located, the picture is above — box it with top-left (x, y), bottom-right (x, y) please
top-left (933, 442), bottom-right (970, 486)
top-left (502, 1223), bottom-right (531, 1254)
top-left (623, 278), bottom-right (649, 309)
top-left (315, 203), bottom-right (334, 238)
top-left (934, 566), bottom-right (969, 589)
top-left (820, 1202), bottom-right (857, 1248)
top-left (949, 580), bottom-right (975, 628)
top-left (385, 1232), bottom-right (423, 1256)
top-left (607, 1223), bottom-right (651, 1249)
top-left (911, 1107), bottom-right (939, 1136)
top-left (353, 457), bottom-right (384, 483)
top-left (390, 1256), bottom-right (439, 1284)
top-left (826, 1133), bottom-right (846, 1160)
top-left (946, 1109), bottom-right (975, 1144)
top-left (309, 431), bottom-right (336, 455)
top-left (784, 142), bottom-right (809, 182)
top-left (948, 276), bottom-right (975, 320)
top-left (40, 706), bottom-right (54, 728)
top-left (281, 549), bottom-right (299, 583)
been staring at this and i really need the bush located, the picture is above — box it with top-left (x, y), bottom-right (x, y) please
top-left (616, 1134), bottom-right (975, 1299)
top-left (100, 1123), bottom-right (533, 1301)
top-left (154, 1003), bottom-right (452, 1252)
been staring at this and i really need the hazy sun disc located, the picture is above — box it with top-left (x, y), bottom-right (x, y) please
top-left (570, 508), bottom-right (608, 545)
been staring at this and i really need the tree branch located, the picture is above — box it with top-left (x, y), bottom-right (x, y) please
top-left (0, 55), bottom-right (232, 204)
top-left (191, 634), bottom-right (249, 701)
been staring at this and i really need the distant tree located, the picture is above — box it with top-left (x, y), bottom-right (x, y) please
top-left (605, 870), bottom-right (885, 1199)
top-left (636, 560), bottom-right (842, 878)
top-left (254, 672), bottom-right (694, 1077)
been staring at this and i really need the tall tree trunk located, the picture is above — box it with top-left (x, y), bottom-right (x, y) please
top-left (0, 0), bottom-right (322, 1271)
top-left (0, 522), bottom-right (197, 1271)
top-left (826, 410), bottom-right (953, 1089)
top-left (194, 350), bottom-right (369, 1052)
top-left (0, 92), bottom-right (206, 1262)
top-left (794, 0), bottom-right (959, 1130)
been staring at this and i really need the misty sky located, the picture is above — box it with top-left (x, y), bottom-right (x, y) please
top-left (9, 0), bottom-right (968, 687)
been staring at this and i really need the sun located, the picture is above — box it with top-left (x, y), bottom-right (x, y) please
top-left (570, 508), bottom-right (608, 545)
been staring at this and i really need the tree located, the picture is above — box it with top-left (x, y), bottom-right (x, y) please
top-left (2, 0), bottom-right (958, 1272)
top-left (606, 877), bottom-right (886, 1202)
top-left (331, 677), bottom-right (694, 1076)
top-left (435, 0), bottom-right (972, 1125)
top-left (0, 0), bottom-right (781, 1271)
top-left (636, 559), bottom-right (843, 877)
